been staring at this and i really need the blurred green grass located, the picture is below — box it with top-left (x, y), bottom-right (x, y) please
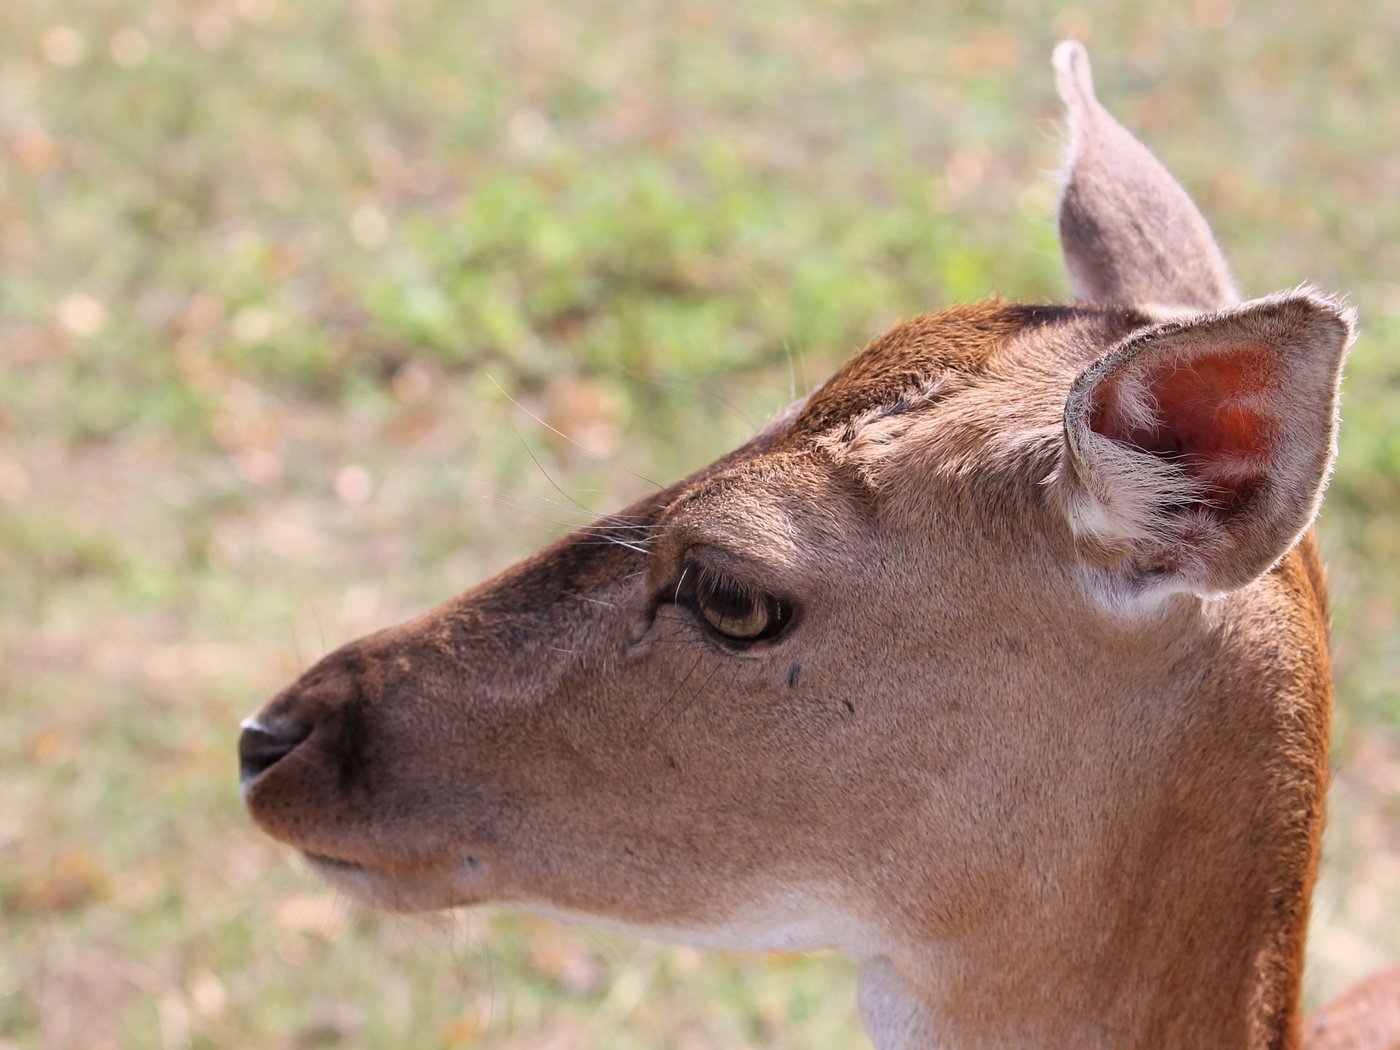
top-left (2, 1), bottom-right (1398, 1047)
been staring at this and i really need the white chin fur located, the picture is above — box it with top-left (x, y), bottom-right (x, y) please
top-left (515, 888), bottom-right (866, 956)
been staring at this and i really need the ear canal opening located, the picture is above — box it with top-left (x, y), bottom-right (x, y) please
top-left (1063, 291), bottom-right (1353, 598)
top-left (1089, 342), bottom-right (1282, 508)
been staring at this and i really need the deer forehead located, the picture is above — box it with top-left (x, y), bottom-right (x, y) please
top-left (668, 304), bottom-right (1147, 536)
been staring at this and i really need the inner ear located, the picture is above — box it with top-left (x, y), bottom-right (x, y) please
top-left (1063, 292), bottom-right (1353, 597)
top-left (1089, 341), bottom-right (1281, 508)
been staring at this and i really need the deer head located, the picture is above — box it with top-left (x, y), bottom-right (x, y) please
top-left (241, 43), bottom-right (1355, 1048)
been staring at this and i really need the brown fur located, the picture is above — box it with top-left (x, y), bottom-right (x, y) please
top-left (240, 43), bottom-right (1392, 1049)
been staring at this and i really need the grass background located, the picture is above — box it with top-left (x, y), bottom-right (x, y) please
top-left (3, 1), bottom-right (1399, 1047)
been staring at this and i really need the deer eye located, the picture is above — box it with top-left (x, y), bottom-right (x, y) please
top-left (685, 563), bottom-right (793, 644)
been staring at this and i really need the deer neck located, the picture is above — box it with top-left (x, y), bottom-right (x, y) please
top-left (856, 546), bottom-right (1330, 1050)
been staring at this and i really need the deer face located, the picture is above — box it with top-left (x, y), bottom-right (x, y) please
top-left (239, 292), bottom-right (1343, 942)
top-left (242, 302), bottom-right (1127, 931)
top-left (241, 43), bottom-right (1352, 1044)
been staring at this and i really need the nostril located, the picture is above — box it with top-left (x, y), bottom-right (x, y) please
top-left (239, 720), bottom-right (311, 787)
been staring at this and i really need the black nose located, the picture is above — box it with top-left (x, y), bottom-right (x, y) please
top-left (239, 721), bottom-right (311, 786)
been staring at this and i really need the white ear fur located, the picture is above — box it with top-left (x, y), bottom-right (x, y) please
top-left (1062, 290), bottom-right (1354, 598)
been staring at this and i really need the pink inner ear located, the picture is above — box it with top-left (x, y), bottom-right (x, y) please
top-left (1090, 343), bottom-right (1281, 504)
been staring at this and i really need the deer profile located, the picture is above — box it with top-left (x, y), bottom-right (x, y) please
top-left (240, 43), bottom-right (1400, 1048)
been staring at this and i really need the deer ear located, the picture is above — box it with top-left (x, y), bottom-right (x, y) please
top-left (1054, 42), bottom-right (1238, 312)
top-left (1062, 292), bottom-right (1353, 597)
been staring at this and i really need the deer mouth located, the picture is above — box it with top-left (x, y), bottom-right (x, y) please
top-left (304, 851), bottom-right (366, 873)
top-left (301, 849), bottom-right (491, 912)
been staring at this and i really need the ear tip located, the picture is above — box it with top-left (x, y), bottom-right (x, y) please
top-left (1052, 41), bottom-right (1097, 112)
top-left (1301, 287), bottom-right (1359, 339)
top-left (1265, 285), bottom-right (1360, 347)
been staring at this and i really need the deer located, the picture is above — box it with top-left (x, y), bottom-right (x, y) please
top-left (239, 43), bottom-right (1400, 1048)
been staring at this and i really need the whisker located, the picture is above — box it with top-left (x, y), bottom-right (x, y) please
top-left (614, 365), bottom-right (761, 430)
top-left (501, 418), bottom-right (598, 517)
top-left (482, 498), bottom-right (664, 550)
top-left (582, 521), bottom-right (675, 532)
top-left (485, 371), bottom-right (664, 491)
top-left (637, 648), bottom-right (706, 740)
top-left (470, 491), bottom-right (676, 546)
top-left (733, 258), bottom-right (810, 401)
top-left (780, 334), bottom-right (810, 403)
top-left (655, 659), bottom-right (726, 736)
top-left (478, 492), bottom-right (600, 532)
top-left (564, 592), bottom-right (620, 609)
top-left (287, 615), bottom-right (305, 673)
top-left (458, 477), bottom-right (613, 517)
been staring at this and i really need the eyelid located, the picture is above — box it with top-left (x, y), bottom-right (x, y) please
top-left (671, 556), bottom-right (797, 646)
top-left (672, 543), bottom-right (795, 596)
top-left (695, 564), bottom-right (759, 603)
top-left (673, 556), bottom-right (769, 607)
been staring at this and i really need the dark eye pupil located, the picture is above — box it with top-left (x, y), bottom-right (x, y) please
top-left (702, 579), bottom-right (758, 621)
top-left (685, 565), bottom-right (791, 643)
